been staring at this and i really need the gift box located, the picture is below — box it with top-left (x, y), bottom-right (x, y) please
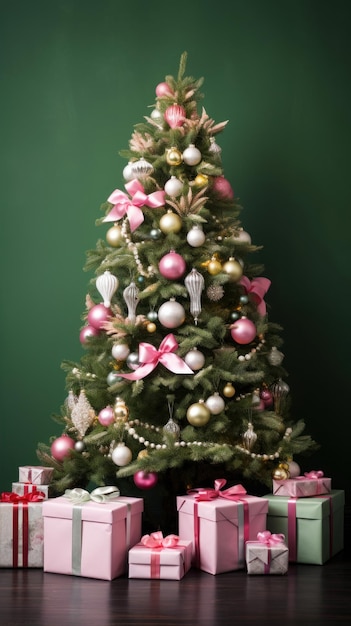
top-left (128, 531), bottom-right (192, 580)
top-left (18, 466), bottom-right (54, 486)
top-left (264, 489), bottom-right (345, 564)
top-left (245, 531), bottom-right (289, 575)
top-left (273, 471), bottom-right (331, 498)
top-left (42, 487), bottom-right (143, 580)
top-left (12, 482), bottom-right (50, 499)
top-left (177, 481), bottom-right (269, 574)
top-left (0, 492), bottom-right (45, 568)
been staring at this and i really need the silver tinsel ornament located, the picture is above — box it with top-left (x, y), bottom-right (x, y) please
top-left (123, 281), bottom-right (140, 323)
top-left (270, 378), bottom-right (290, 416)
top-left (206, 283), bottom-right (224, 302)
top-left (242, 422), bottom-right (257, 451)
top-left (130, 158), bottom-right (154, 179)
top-left (71, 389), bottom-right (95, 437)
top-left (184, 268), bottom-right (205, 324)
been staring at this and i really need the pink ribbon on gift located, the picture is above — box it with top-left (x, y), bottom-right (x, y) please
top-left (256, 530), bottom-right (285, 546)
top-left (140, 531), bottom-right (184, 578)
top-left (304, 470), bottom-right (324, 479)
top-left (103, 179), bottom-right (165, 232)
top-left (239, 276), bottom-right (271, 316)
top-left (117, 333), bottom-right (194, 381)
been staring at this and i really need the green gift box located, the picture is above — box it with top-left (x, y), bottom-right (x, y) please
top-left (263, 489), bottom-right (344, 565)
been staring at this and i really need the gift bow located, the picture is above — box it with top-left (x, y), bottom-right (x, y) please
top-left (103, 179), bottom-right (165, 232)
top-left (63, 485), bottom-right (120, 504)
top-left (304, 470), bottom-right (324, 479)
top-left (188, 478), bottom-right (248, 502)
top-left (239, 276), bottom-right (271, 316)
top-left (117, 333), bottom-right (194, 381)
top-left (256, 530), bottom-right (285, 546)
top-left (141, 531), bottom-right (180, 549)
top-left (0, 491), bottom-right (45, 503)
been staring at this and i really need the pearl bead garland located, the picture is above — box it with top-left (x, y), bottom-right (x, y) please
top-left (236, 338), bottom-right (265, 361)
top-left (120, 219), bottom-right (155, 278)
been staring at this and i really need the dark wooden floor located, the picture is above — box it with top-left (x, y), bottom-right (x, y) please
top-left (1, 547), bottom-right (350, 626)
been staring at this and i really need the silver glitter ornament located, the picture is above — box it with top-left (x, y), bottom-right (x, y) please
top-left (71, 389), bottom-right (95, 437)
top-left (242, 422), bottom-right (257, 451)
top-left (206, 283), bottom-right (224, 302)
top-left (267, 346), bottom-right (285, 366)
top-left (130, 158), bottom-right (154, 179)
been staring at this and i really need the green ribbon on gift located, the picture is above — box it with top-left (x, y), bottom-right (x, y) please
top-left (64, 486), bottom-right (121, 575)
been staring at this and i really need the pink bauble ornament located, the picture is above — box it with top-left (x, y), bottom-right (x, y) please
top-left (159, 250), bottom-right (186, 280)
top-left (133, 470), bottom-right (158, 490)
top-left (164, 104), bottom-right (186, 128)
top-left (98, 406), bottom-right (115, 426)
top-left (212, 176), bottom-right (234, 200)
top-left (155, 82), bottom-right (174, 98)
top-left (260, 389), bottom-right (273, 407)
top-left (253, 399), bottom-right (265, 411)
top-left (87, 304), bottom-right (112, 330)
top-left (230, 317), bottom-right (257, 344)
top-left (51, 435), bottom-right (75, 461)
top-left (79, 325), bottom-right (100, 344)
top-left (288, 460), bottom-right (301, 478)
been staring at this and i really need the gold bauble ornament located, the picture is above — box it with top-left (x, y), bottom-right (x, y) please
top-left (114, 397), bottom-right (129, 422)
top-left (106, 224), bottom-right (123, 247)
top-left (166, 147), bottom-right (183, 166)
top-left (159, 210), bottom-right (182, 234)
top-left (272, 465), bottom-right (289, 481)
top-left (194, 174), bottom-right (209, 188)
top-left (223, 257), bottom-right (243, 282)
top-left (146, 322), bottom-right (157, 333)
top-left (207, 256), bottom-right (222, 276)
top-left (138, 449), bottom-right (148, 460)
top-left (223, 382), bottom-right (236, 397)
top-left (186, 400), bottom-right (211, 427)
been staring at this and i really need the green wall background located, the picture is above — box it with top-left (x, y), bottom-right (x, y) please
top-left (1, 1), bottom-right (350, 504)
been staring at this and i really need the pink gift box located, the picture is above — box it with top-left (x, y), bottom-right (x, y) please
top-left (19, 466), bottom-right (54, 486)
top-left (273, 473), bottom-right (331, 498)
top-left (12, 482), bottom-right (50, 499)
top-left (43, 492), bottom-right (143, 580)
top-left (128, 533), bottom-right (192, 580)
top-left (0, 499), bottom-right (44, 568)
top-left (246, 532), bottom-right (289, 575)
top-left (177, 486), bottom-right (269, 575)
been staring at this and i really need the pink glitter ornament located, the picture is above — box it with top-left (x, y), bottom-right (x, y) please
top-left (50, 435), bottom-right (75, 461)
top-left (87, 304), bottom-right (112, 330)
top-left (212, 176), bottom-right (234, 200)
top-left (159, 250), bottom-right (186, 280)
top-left (133, 470), bottom-right (158, 490)
top-left (230, 316), bottom-right (257, 344)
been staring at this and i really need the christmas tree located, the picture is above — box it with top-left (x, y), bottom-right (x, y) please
top-left (37, 52), bottom-right (318, 532)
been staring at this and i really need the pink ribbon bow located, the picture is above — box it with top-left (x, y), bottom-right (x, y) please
top-left (239, 276), bottom-right (271, 316)
top-left (256, 530), bottom-right (285, 545)
top-left (117, 333), bottom-right (194, 381)
top-left (304, 470), bottom-right (324, 479)
top-left (141, 531), bottom-right (180, 549)
top-left (103, 179), bottom-right (165, 232)
top-left (188, 478), bottom-right (248, 502)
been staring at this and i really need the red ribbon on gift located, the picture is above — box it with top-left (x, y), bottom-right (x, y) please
top-left (239, 276), bottom-right (271, 316)
top-left (0, 491), bottom-right (45, 567)
top-left (187, 480), bottom-right (250, 568)
top-left (117, 334), bottom-right (194, 381)
top-left (140, 531), bottom-right (184, 578)
top-left (103, 179), bottom-right (165, 232)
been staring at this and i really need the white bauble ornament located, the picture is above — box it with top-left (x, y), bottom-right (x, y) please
top-left (111, 343), bottom-right (130, 361)
top-left (158, 299), bottom-right (186, 328)
top-left (182, 144), bottom-right (202, 166)
top-left (96, 271), bottom-right (119, 307)
top-left (164, 176), bottom-right (183, 197)
top-left (111, 442), bottom-right (132, 466)
top-left (232, 228), bottom-right (252, 245)
top-left (184, 348), bottom-right (205, 371)
top-left (186, 225), bottom-right (206, 247)
top-left (205, 392), bottom-right (225, 415)
top-left (123, 162), bottom-right (134, 181)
